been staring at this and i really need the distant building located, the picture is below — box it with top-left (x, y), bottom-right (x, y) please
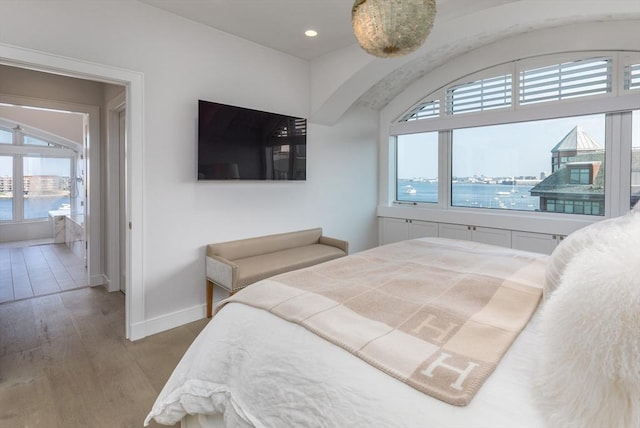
top-left (550, 126), bottom-right (602, 172)
top-left (23, 175), bottom-right (65, 195)
top-left (0, 175), bottom-right (12, 193)
top-left (531, 126), bottom-right (640, 214)
top-left (531, 153), bottom-right (605, 215)
top-left (531, 126), bottom-right (605, 215)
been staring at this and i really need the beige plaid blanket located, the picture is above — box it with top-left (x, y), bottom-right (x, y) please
top-left (217, 237), bottom-right (546, 406)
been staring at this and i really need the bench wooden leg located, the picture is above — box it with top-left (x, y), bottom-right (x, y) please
top-left (206, 280), bottom-right (214, 318)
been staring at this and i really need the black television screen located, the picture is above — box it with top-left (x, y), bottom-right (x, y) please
top-left (198, 100), bottom-right (307, 180)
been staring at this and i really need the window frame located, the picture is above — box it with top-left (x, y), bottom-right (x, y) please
top-left (388, 51), bottom-right (640, 222)
top-left (0, 119), bottom-right (80, 223)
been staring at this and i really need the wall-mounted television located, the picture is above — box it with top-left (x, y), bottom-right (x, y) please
top-left (197, 100), bottom-right (307, 180)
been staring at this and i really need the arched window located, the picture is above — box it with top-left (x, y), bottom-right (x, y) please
top-left (390, 51), bottom-right (640, 217)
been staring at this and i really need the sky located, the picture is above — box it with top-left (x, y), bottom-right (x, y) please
top-left (397, 112), bottom-right (639, 179)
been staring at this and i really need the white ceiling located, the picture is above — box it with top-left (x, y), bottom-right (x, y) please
top-left (138, 1), bottom-right (640, 63)
top-left (137, 0), bottom-right (521, 60)
top-left (139, 0), bottom-right (357, 60)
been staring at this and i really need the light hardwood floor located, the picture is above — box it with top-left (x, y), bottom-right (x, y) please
top-left (0, 286), bottom-right (209, 427)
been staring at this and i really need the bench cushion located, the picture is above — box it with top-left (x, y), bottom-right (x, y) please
top-left (207, 228), bottom-right (323, 260)
top-left (235, 244), bottom-right (345, 288)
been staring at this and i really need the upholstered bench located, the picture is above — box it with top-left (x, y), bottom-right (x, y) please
top-left (206, 228), bottom-right (348, 317)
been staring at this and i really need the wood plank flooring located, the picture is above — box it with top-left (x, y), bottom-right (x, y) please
top-left (0, 287), bottom-right (209, 427)
top-left (0, 242), bottom-right (89, 304)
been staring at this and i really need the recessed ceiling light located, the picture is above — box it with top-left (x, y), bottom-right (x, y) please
top-left (305, 30), bottom-right (318, 37)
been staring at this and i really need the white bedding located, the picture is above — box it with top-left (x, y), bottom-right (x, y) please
top-left (146, 301), bottom-right (546, 427)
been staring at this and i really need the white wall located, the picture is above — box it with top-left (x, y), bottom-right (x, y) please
top-left (150, 105), bottom-right (380, 319)
top-left (0, 0), bottom-right (379, 335)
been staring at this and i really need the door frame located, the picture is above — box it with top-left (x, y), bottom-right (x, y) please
top-left (0, 43), bottom-right (145, 340)
top-left (106, 92), bottom-right (126, 294)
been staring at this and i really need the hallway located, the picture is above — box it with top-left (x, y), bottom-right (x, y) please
top-left (0, 241), bottom-right (89, 304)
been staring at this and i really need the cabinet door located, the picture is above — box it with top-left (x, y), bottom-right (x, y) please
top-left (438, 223), bottom-right (472, 241)
top-left (512, 231), bottom-right (562, 254)
top-left (439, 223), bottom-right (510, 247)
top-left (379, 217), bottom-right (410, 245)
top-left (472, 226), bottom-right (511, 248)
top-left (410, 220), bottom-right (439, 239)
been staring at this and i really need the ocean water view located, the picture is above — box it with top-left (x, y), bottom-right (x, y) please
top-left (398, 180), bottom-right (541, 212)
top-left (0, 196), bottom-right (69, 221)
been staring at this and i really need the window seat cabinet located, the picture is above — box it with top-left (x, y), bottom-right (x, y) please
top-left (379, 218), bottom-right (438, 244)
top-left (379, 217), bottom-right (565, 255)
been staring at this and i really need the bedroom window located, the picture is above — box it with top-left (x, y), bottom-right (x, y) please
top-left (396, 131), bottom-right (438, 203)
top-left (624, 64), bottom-right (640, 91)
top-left (450, 114), bottom-right (605, 215)
top-left (519, 57), bottom-right (612, 105)
top-left (446, 74), bottom-right (512, 115)
top-left (390, 51), bottom-right (640, 218)
top-left (401, 100), bottom-right (440, 122)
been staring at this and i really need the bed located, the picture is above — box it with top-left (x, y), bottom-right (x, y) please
top-left (145, 211), bottom-right (640, 428)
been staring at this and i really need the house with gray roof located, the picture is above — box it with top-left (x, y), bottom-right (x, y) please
top-left (532, 126), bottom-right (640, 214)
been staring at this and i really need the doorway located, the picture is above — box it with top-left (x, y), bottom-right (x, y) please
top-left (1, 42), bottom-right (144, 339)
top-left (0, 104), bottom-right (90, 303)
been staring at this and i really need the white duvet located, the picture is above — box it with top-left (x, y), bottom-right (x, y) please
top-left (145, 301), bottom-right (547, 427)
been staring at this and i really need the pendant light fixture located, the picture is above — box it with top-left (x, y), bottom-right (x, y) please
top-left (352, 0), bottom-right (437, 58)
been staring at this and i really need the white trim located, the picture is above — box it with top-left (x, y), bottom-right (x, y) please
top-left (130, 303), bottom-right (206, 340)
top-left (0, 42), bottom-right (145, 341)
top-left (90, 273), bottom-right (109, 287)
top-left (616, 111), bottom-right (634, 215)
top-left (105, 92), bottom-right (126, 294)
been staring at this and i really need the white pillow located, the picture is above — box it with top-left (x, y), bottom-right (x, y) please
top-left (536, 209), bottom-right (640, 428)
top-left (544, 205), bottom-right (640, 299)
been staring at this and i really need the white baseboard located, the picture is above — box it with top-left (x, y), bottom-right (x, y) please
top-left (129, 303), bottom-right (206, 341)
top-left (90, 273), bottom-right (109, 287)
